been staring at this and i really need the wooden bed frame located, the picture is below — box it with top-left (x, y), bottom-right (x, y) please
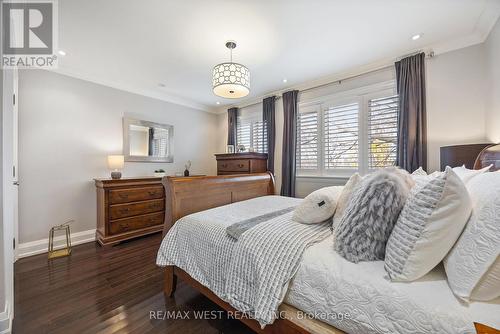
top-left (161, 145), bottom-right (500, 334)
top-left (161, 172), bottom-right (343, 334)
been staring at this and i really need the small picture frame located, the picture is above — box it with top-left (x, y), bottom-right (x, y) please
top-left (227, 145), bottom-right (235, 154)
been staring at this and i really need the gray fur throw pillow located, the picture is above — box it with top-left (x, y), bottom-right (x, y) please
top-left (334, 168), bottom-right (414, 263)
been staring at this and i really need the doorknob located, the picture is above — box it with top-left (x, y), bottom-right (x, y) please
top-left (13, 181), bottom-right (19, 186)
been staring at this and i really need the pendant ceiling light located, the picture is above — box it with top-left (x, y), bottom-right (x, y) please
top-left (212, 41), bottom-right (250, 99)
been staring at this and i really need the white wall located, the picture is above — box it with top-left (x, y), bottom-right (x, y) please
top-left (485, 18), bottom-right (500, 143)
top-left (426, 44), bottom-right (488, 171)
top-left (18, 70), bottom-right (219, 244)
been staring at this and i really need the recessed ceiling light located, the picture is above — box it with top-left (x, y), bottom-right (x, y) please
top-left (158, 83), bottom-right (166, 87)
top-left (412, 34), bottom-right (422, 41)
top-left (216, 101), bottom-right (220, 105)
top-left (282, 78), bottom-right (288, 83)
top-left (58, 50), bottom-right (66, 56)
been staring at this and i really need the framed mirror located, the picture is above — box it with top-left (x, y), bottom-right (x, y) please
top-left (123, 118), bottom-right (174, 162)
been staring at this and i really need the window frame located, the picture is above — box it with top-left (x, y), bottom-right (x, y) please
top-left (296, 80), bottom-right (397, 178)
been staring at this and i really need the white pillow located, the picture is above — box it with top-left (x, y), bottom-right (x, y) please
top-left (444, 172), bottom-right (500, 301)
top-left (332, 173), bottom-right (362, 229)
top-left (452, 164), bottom-right (492, 184)
top-left (293, 186), bottom-right (343, 224)
top-left (385, 167), bottom-right (472, 281)
top-left (412, 167), bottom-right (427, 176)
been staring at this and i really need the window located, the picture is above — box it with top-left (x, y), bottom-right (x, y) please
top-left (296, 83), bottom-right (398, 176)
top-left (236, 108), bottom-right (267, 153)
top-left (296, 108), bottom-right (318, 170)
top-left (368, 95), bottom-right (398, 168)
top-left (324, 102), bottom-right (359, 170)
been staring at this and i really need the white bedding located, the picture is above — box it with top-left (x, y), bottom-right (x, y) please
top-left (285, 235), bottom-right (500, 334)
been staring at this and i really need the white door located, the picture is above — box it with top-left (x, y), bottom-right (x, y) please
top-left (2, 68), bottom-right (17, 325)
top-left (13, 69), bottom-right (19, 261)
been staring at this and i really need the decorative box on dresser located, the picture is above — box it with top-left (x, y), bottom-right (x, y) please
top-left (94, 177), bottom-right (165, 246)
top-left (215, 152), bottom-right (268, 175)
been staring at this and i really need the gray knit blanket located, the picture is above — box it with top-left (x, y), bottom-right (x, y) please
top-left (156, 195), bottom-right (332, 327)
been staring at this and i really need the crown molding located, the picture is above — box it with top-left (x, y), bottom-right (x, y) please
top-left (45, 67), bottom-right (215, 113)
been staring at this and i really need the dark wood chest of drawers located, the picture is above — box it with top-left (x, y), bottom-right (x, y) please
top-left (94, 177), bottom-right (165, 246)
top-left (215, 153), bottom-right (268, 175)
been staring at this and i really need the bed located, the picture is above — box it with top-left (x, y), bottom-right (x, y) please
top-left (157, 145), bottom-right (500, 334)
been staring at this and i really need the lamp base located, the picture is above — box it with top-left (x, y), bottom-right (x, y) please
top-left (111, 171), bottom-right (122, 179)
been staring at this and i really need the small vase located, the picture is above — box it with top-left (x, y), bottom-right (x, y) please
top-left (184, 169), bottom-right (190, 177)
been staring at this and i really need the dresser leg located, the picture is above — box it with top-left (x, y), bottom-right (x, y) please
top-left (164, 266), bottom-right (177, 297)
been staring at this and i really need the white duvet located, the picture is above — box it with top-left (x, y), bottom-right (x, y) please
top-left (285, 235), bottom-right (500, 334)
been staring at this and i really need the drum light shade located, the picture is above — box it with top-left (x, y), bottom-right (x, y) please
top-left (107, 155), bottom-right (124, 170)
top-left (212, 41), bottom-right (250, 99)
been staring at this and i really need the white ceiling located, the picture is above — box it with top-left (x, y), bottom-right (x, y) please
top-left (55, 0), bottom-right (500, 112)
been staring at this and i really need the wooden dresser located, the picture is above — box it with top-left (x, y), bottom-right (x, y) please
top-left (215, 153), bottom-right (268, 175)
top-left (94, 177), bottom-right (165, 246)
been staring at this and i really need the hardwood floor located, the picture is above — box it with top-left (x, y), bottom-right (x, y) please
top-left (13, 233), bottom-right (254, 334)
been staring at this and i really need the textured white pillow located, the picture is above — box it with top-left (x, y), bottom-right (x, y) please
top-left (385, 167), bottom-right (472, 281)
top-left (452, 164), bottom-right (492, 184)
top-left (444, 172), bottom-right (500, 301)
top-left (332, 173), bottom-right (362, 229)
top-left (293, 186), bottom-right (343, 224)
top-left (412, 167), bottom-right (427, 176)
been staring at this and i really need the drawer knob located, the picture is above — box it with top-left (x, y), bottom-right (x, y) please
top-left (238, 164), bottom-right (244, 168)
top-left (120, 208), bottom-right (130, 214)
top-left (148, 191), bottom-right (158, 196)
top-left (119, 194), bottom-right (129, 199)
top-left (222, 164), bottom-right (228, 168)
top-left (119, 223), bottom-right (130, 231)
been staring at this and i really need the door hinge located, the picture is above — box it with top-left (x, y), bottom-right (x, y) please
top-left (13, 94), bottom-right (15, 105)
top-left (13, 238), bottom-right (16, 249)
top-left (13, 165), bottom-right (16, 178)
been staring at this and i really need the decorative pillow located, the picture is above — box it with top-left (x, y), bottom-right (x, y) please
top-left (332, 173), bottom-right (362, 229)
top-left (334, 168), bottom-right (414, 263)
top-left (385, 167), bottom-right (472, 281)
top-left (412, 167), bottom-right (427, 176)
top-left (444, 172), bottom-right (500, 301)
top-left (293, 186), bottom-right (343, 224)
top-left (452, 164), bottom-right (492, 184)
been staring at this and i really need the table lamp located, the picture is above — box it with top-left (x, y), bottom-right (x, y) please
top-left (108, 155), bottom-right (124, 179)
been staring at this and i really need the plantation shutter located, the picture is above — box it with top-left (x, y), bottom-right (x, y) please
top-left (252, 120), bottom-right (267, 153)
top-left (296, 109), bottom-right (319, 170)
top-left (236, 120), bottom-right (251, 150)
top-left (324, 102), bottom-right (359, 170)
top-left (368, 95), bottom-right (398, 168)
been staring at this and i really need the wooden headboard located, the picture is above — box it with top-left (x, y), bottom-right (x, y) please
top-left (162, 172), bottom-right (275, 235)
top-left (440, 143), bottom-right (492, 170)
top-left (474, 144), bottom-right (500, 171)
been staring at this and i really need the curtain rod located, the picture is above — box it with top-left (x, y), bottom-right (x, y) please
top-left (235, 50), bottom-right (432, 110)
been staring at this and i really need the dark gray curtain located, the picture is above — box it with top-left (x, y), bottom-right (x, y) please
top-left (227, 107), bottom-right (238, 146)
top-left (281, 90), bottom-right (299, 197)
top-left (395, 52), bottom-right (427, 172)
top-left (263, 96), bottom-right (276, 173)
top-left (148, 128), bottom-right (154, 156)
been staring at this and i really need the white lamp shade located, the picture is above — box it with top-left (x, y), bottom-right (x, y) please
top-left (212, 62), bottom-right (250, 98)
top-left (107, 155), bottom-right (124, 170)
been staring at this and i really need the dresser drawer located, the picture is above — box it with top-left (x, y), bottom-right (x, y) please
top-left (109, 186), bottom-right (164, 204)
top-left (109, 212), bottom-right (164, 235)
top-left (217, 159), bottom-right (250, 173)
top-left (109, 199), bottom-right (165, 220)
